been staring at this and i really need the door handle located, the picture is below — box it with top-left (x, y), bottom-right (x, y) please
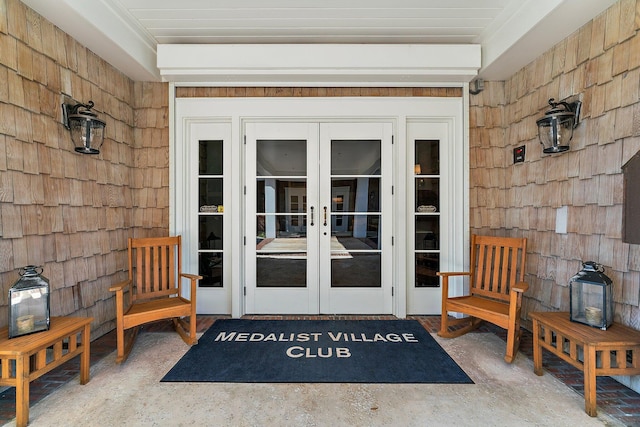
top-left (323, 206), bottom-right (328, 226)
top-left (310, 206), bottom-right (314, 226)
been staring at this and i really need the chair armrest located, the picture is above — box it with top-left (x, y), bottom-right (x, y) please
top-left (436, 271), bottom-right (471, 277)
top-left (511, 281), bottom-right (529, 293)
top-left (109, 280), bottom-right (131, 293)
top-left (179, 273), bottom-right (203, 298)
top-left (437, 272), bottom-right (471, 301)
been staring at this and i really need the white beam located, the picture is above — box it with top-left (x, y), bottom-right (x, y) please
top-left (479, 0), bottom-right (618, 80)
top-left (157, 44), bottom-right (481, 86)
top-left (22, 0), bottom-right (160, 81)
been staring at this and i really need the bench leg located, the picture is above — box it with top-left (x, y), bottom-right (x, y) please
top-left (15, 354), bottom-right (29, 427)
top-left (584, 344), bottom-right (598, 416)
top-left (80, 323), bottom-right (91, 384)
top-left (532, 319), bottom-right (543, 376)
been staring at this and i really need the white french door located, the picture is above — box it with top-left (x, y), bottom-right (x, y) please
top-left (245, 121), bottom-right (393, 314)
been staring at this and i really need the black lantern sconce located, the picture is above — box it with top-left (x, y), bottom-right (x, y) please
top-left (536, 97), bottom-right (582, 154)
top-left (62, 100), bottom-right (106, 154)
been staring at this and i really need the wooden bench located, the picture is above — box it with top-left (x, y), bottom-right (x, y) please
top-left (438, 235), bottom-right (528, 363)
top-left (531, 311), bottom-right (640, 416)
top-left (0, 316), bottom-right (93, 427)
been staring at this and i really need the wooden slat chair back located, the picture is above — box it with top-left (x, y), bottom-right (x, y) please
top-left (109, 236), bottom-right (202, 363)
top-left (470, 236), bottom-right (526, 302)
top-left (130, 239), bottom-right (180, 302)
top-left (438, 235), bottom-right (528, 363)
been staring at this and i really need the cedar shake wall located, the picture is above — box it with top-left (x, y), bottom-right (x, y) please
top-left (131, 82), bottom-right (170, 237)
top-left (0, 0), bottom-right (169, 338)
top-left (470, 0), bottom-right (640, 335)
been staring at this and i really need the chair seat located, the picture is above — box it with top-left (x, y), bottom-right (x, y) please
top-left (123, 297), bottom-right (192, 330)
top-left (446, 295), bottom-right (510, 328)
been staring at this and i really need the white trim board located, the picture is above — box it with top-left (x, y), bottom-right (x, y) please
top-left (158, 44), bottom-right (481, 86)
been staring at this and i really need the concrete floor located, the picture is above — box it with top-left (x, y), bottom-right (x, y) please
top-left (6, 329), bottom-right (625, 427)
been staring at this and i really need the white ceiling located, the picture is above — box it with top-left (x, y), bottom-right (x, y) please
top-left (22, 0), bottom-right (618, 83)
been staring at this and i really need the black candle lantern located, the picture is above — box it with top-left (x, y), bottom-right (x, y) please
top-left (569, 261), bottom-right (613, 330)
top-left (8, 266), bottom-right (51, 338)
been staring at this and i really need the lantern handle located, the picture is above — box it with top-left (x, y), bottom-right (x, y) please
top-left (68, 100), bottom-right (96, 115)
top-left (582, 261), bottom-right (604, 273)
top-left (547, 98), bottom-right (573, 112)
top-left (19, 265), bottom-right (43, 276)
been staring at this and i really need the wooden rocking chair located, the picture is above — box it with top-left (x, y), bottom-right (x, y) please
top-left (438, 235), bottom-right (528, 363)
top-left (109, 236), bottom-right (202, 363)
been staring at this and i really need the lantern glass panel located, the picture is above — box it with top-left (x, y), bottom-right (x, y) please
top-left (537, 115), bottom-right (574, 153)
top-left (570, 279), bottom-right (613, 330)
top-left (69, 116), bottom-right (106, 154)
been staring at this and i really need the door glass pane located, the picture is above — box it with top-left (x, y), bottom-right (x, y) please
top-left (415, 139), bottom-right (439, 175)
top-left (198, 140), bottom-right (223, 288)
top-left (414, 139), bottom-right (441, 289)
top-left (331, 140), bottom-right (380, 175)
top-left (416, 178), bottom-right (439, 212)
top-left (257, 179), bottom-right (306, 214)
top-left (199, 253), bottom-right (222, 287)
top-left (257, 255), bottom-right (306, 287)
top-left (415, 216), bottom-right (439, 250)
top-left (199, 140), bottom-right (223, 175)
top-left (331, 178), bottom-right (380, 213)
top-left (416, 253), bottom-right (440, 288)
top-left (199, 178), bottom-right (223, 207)
top-left (330, 138), bottom-right (381, 288)
top-left (330, 215), bottom-right (380, 249)
top-left (199, 216), bottom-right (223, 250)
top-left (257, 140), bottom-right (306, 176)
top-left (332, 254), bottom-right (381, 287)
top-left (256, 140), bottom-right (307, 288)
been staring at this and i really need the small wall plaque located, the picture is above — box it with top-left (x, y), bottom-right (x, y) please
top-left (513, 146), bottom-right (525, 164)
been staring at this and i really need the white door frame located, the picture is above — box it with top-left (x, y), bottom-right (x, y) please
top-left (172, 96), bottom-right (468, 318)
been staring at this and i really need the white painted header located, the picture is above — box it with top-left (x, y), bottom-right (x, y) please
top-left (157, 44), bottom-right (481, 86)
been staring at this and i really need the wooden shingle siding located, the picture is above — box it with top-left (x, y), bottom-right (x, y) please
top-left (0, 0), bottom-right (168, 337)
top-left (470, 0), bottom-right (640, 335)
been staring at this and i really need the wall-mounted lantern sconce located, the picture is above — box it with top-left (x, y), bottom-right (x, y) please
top-left (536, 97), bottom-right (581, 154)
top-left (62, 100), bottom-right (106, 154)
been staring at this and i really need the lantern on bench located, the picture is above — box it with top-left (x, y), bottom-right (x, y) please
top-left (569, 261), bottom-right (613, 330)
top-left (8, 266), bottom-right (51, 338)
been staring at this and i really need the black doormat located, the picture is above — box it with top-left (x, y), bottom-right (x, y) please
top-left (161, 319), bottom-right (473, 384)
